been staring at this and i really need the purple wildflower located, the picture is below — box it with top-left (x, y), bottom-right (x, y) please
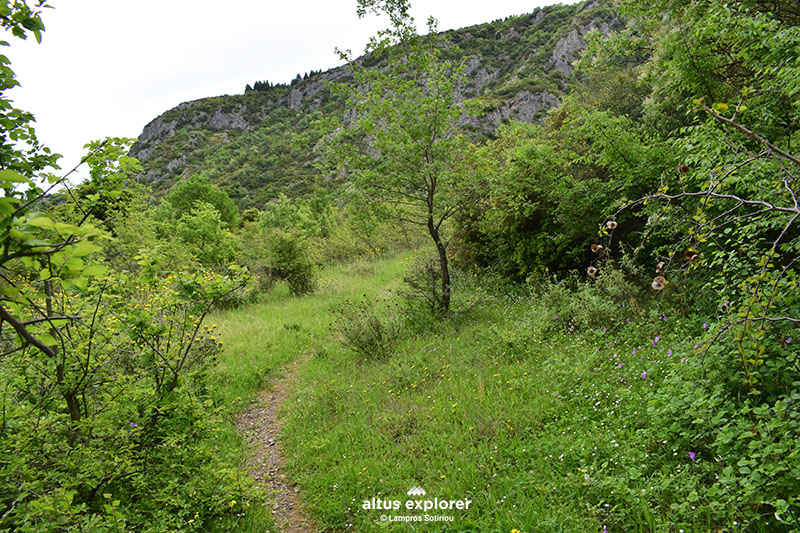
top-left (667, 349), bottom-right (673, 357)
top-left (641, 372), bottom-right (648, 378)
top-left (688, 451), bottom-right (696, 460)
top-left (703, 323), bottom-right (709, 329)
top-left (617, 363), bottom-right (623, 368)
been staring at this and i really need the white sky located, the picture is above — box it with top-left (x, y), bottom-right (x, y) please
top-left (7, 0), bottom-right (578, 181)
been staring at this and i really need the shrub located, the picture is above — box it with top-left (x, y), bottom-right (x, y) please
top-left (538, 264), bottom-right (648, 331)
top-left (331, 298), bottom-right (401, 360)
top-left (265, 230), bottom-right (317, 296)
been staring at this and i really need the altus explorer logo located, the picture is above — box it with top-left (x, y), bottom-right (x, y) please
top-left (362, 485), bottom-right (472, 512)
top-left (407, 486), bottom-right (426, 497)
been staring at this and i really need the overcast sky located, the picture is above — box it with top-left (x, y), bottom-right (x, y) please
top-left (7, 0), bottom-right (578, 181)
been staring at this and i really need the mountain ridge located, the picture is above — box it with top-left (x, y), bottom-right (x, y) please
top-left (130, 0), bottom-right (619, 207)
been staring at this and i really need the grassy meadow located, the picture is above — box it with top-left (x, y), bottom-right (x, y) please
top-left (212, 253), bottom-right (744, 532)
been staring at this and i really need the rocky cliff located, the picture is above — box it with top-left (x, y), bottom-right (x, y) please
top-left (130, 0), bottom-right (619, 206)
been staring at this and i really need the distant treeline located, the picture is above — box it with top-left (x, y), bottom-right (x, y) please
top-left (245, 70), bottom-right (323, 93)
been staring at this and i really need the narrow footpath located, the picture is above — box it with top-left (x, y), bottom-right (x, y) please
top-left (236, 361), bottom-right (316, 533)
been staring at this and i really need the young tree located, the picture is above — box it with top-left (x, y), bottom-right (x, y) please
top-left (321, 0), bottom-right (478, 314)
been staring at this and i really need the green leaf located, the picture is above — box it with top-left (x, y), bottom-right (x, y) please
top-left (27, 216), bottom-right (56, 230)
top-left (0, 196), bottom-right (17, 214)
top-left (64, 257), bottom-right (85, 271)
top-left (82, 265), bottom-right (109, 277)
top-left (0, 285), bottom-right (20, 298)
top-left (0, 169), bottom-right (30, 183)
top-left (70, 242), bottom-right (102, 257)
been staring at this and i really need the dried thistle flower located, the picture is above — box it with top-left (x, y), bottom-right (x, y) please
top-left (587, 266), bottom-right (598, 277)
top-left (606, 220), bottom-right (618, 230)
top-left (591, 244), bottom-right (603, 253)
top-left (652, 276), bottom-right (666, 290)
top-left (685, 249), bottom-right (699, 261)
top-left (678, 163), bottom-right (690, 173)
top-left (656, 261), bottom-right (665, 273)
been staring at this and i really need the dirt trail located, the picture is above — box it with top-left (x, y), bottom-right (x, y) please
top-left (236, 361), bottom-right (316, 533)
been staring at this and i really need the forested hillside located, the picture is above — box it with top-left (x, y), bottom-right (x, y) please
top-left (0, 0), bottom-right (798, 531)
top-left (129, 0), bottom-right (619, 206)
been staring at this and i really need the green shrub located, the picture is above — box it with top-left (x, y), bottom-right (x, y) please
top-left (331, 298), bottom-right (401, 359)
top-left (538, 264), bottom-right (648, 331)
top-left (265, 230), bottom-right (317, 296)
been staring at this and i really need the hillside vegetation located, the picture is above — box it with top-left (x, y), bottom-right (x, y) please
top-left (0, 0), bottom-right (798, 531)
top-left (128, 1), bottom-right (620, 206)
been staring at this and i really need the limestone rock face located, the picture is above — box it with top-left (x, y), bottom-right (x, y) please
top-left (551, 28), bottom-right (584, 76)
top-left (130, 0), bottom-right (621, 192)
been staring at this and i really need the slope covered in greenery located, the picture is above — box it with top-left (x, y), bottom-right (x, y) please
top-left (129, 0), bottom-right (620, 207)
top-left (1, 0), bottom-right (798, 530)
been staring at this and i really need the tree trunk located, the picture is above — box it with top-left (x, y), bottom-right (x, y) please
top-left (427, 218), bottom-right (450, 314)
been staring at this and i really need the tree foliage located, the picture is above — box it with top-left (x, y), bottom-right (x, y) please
top-left (321, 0), bottom-right (480, 313)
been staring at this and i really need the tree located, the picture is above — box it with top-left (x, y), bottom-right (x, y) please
top-left (321, 0), bottom-right (478, 314)
top-left (165, 174), bottom-right (238, 227)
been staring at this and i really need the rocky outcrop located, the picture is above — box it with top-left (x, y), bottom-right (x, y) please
top-left (209, 108), bottom-right (249, 131)
top-left (130, 0), bottom-right (619, 192)
top-left (550, 28), bottom-right (584, 76)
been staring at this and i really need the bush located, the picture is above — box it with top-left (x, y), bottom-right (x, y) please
top-left (538, 264), bottom-right (648, 331)
top-left (331, 298), bottom-right (401, 359)
top-left (265, 230), bottom-right (317, 296)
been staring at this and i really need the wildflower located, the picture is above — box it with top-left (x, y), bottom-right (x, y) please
top-left (641, 372), bottom-right (648, 378)
top-left (512, 529), bottom-right (522, 533)
top-left (607, 220), bottom-right (618, 230)
top-left (667, 349), bottom-right (673, 357)
top-left (688, 451), bottom-right (696, 460)
top-left (787, 337), bottom-right (792, 344)
top-left (703, 323), bottom-right (708, 329)
top-left (617, 363), bottom-right (623, 368)
top-left (553, 315), bottom-right (558, 319)
top-left (652, 276), bottom-right (666, 290)
top-left (587, 266), bottom-right (597, 277)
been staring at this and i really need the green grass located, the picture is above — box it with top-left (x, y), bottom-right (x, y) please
top-left (211, 255), bottom-right (407, 406)
top-left (210, 254), bottom-right (776, 532)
